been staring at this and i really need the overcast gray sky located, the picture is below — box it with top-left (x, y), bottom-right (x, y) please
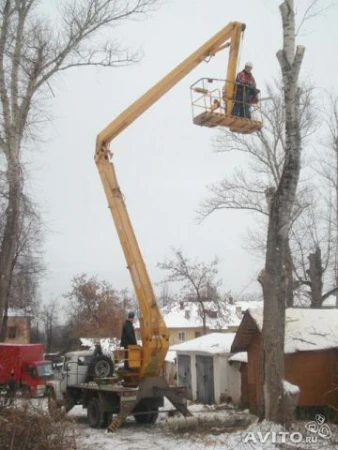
top-left (29, 0), bottom-right (338, 304)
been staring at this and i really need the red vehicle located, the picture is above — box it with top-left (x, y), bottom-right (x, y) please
top-left (0, 344), bottom-right (53, 397)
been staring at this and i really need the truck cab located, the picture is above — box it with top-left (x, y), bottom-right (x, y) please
top-left (47, 349), bottom-right (114, 412)
top-left (61, 351), bottom-right (99, 386)
top-left (0, 343), bottom-right (53, 397)
top-left (21, 360), bottom-right (53, 396)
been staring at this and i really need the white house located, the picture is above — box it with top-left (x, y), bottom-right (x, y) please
top-left (170, 332), bottom-right (240, 405)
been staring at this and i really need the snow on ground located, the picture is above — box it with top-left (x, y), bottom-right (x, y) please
top-left (70, 402), bottom-right (250, 450)
top-left (66, 401), bottom-right (338, 450)
top-left (10, 398), bottom-right (338, 449)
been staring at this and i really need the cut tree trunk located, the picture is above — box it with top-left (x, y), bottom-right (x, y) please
top-left (259, 0), bottom-right (305, 425)
top-left (307, 247), bottom-right (323, 308)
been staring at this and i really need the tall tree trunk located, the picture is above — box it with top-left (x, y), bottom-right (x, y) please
top-left (285, 240), bottom-right (294, 307)
top-left (259, 0), bottom-right (305, 424)
top-left (335, 134), bottom-right (338, 306)
top-left (259, 215), bottom-right (287, 421)
top-left (0, 150), bottom-right (22, 341)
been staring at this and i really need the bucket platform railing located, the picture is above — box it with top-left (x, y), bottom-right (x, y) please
top-left (190, 77), bottom-right (263, 134)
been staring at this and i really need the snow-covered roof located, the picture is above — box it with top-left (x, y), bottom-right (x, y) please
top-left (163, 308), bottom-right (201, 329)
top-left (170, 332), bottom-right (236, 355)
top-left (240, 307), bottom-right (338, 353)
top-left (165, 350), bottom-right (176, 363)
top-left (228, 352), bottom-right (248, 363)
top-left (322, 295), bottom-right (337, 307)
top-left (155, 300), bottom-right (264, 330)
top-left (7, 308), bottom-right (30, 317)
top-left (227, 300), bottom-right (263, 326)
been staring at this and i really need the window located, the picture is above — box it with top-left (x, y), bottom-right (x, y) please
top-left (37, 363), bottom-right (53, 378)
top-left (206, 310), bottom-right (217, 319)
top-left (7, 326), bottom-right (16, 339)
top-left (178, 332), bottom-right (185, 342)
top-left (195, 331), bottom-right (201, 338)
top-left (25, 364), bottom-right (37, 378)
top-left (77, 355), bottom-right (92, 366)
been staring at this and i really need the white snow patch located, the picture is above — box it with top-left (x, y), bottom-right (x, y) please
top-left (7, 308), bottom-right (29, 317)
top-left (170, 332), bottom-right (236, 355)
top-left (283, 379), bottom-right (300, 395)
top-left (165, 350), bottom-right (176, 362)
top-left (228, 352), bottom-right (248, 363)
top-left (135, 300), bottom-right (263, 331)
top-left (80, 337), bottom-right (120, 355)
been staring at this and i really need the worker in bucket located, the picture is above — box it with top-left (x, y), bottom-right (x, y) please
top-left (232, 61), bottom-right (259, 119)
top-left (120, 311), bottom-right (137, 370)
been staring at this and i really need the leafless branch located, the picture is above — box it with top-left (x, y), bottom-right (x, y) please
top-left (295, 0), bottom-right (333, 36)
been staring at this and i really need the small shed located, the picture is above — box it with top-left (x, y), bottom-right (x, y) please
top-left (231, 307), bottom-right (338, 414)
top-left (171, 332), bottom-right (238, 405)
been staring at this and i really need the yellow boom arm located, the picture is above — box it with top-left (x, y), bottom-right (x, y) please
top-left (95, 22), bottom-right (245, 378)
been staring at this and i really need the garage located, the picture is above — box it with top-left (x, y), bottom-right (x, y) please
top-left (171, 332), bottom-right (238, 405)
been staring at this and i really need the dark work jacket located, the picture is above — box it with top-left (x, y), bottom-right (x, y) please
top-left (120, 320), bottom-right (137, 348)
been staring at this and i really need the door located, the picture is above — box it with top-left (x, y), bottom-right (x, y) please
top-left (196, 355), bottom-right (215, 404)
top-left (177, 355), bottom-right (192, 399)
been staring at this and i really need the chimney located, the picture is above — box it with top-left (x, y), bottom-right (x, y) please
top-left (179, 301), bottom-right (184, 310)
top-left (185, 310), bottom-right (190, 320)
top-left (235, 306), bottom-right (242, 319)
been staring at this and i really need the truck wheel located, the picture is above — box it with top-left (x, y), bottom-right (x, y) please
top-left (134, 406), bottom-right (159, 424)
top-left (87, 397), bottom-right (106, 428)
top-left (88, 355), bottom-right (114, 379)
top-left (21, 384), bottom-right (31, 399)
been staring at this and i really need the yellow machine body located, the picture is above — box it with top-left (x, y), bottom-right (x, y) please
top-left (95, 21), bottom-right (262, 383)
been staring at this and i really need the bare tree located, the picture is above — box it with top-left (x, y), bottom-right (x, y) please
top-left (64, 274), bottom-right (125, 339)
top-left (200, 81), bottom-right (315, 217)
top-left (0, 0), bottom-right (161, 340)
top-left (196, 0), bottom-right (332, 423)
top-left (290, 194), bottom-right (337, 307)
top-left (120, 288), bottom-right (135, 317)
top-left (0, 194), bottom-right (44, 340)
top-left (201, 80), bottom-right (338, 308)
top-left (40, 297), bottom-right (59, 353)
top-left (258, 0), bottom-right (305, 424)
top-left (290, 93), bottom-right (338, 307)
top-left (199, 81), bottom-right (322, 307)
top-left (320, 94), bottom-right (338, 304)
top-left (158, 248), bottom-right (229, 334)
